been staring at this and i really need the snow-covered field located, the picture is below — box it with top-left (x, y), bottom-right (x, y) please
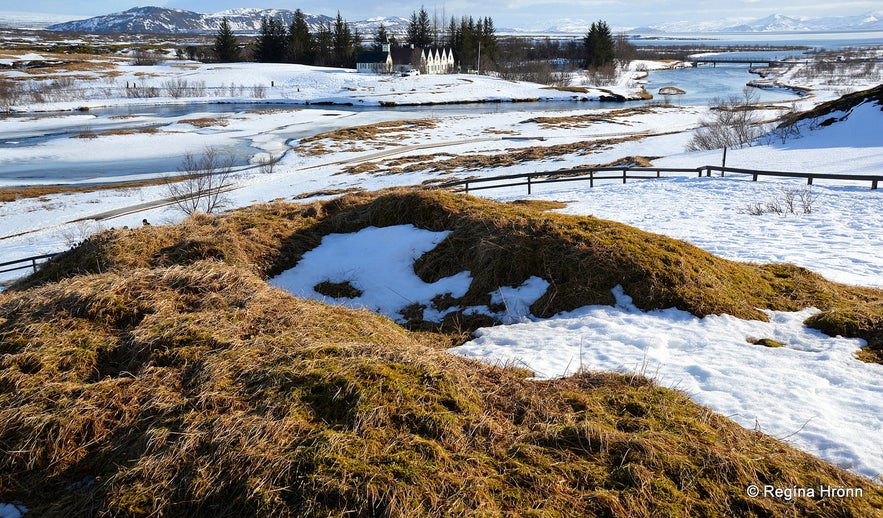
top-left (2, 47), bottom-right (883, 483)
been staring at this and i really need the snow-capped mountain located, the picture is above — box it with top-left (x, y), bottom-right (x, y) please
top-left (350, 16), bottom-right (411, 38)
top-left (0, 11), bottom-right (79, 29)
top-left (43, 6), bottom-right (883, 35)
top-left (46, 7), bottom-right (334, 34)
top-left (643, 11), bottom-right (883, 33)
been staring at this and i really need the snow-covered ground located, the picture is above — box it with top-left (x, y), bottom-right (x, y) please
top-left (2, 48), bottom-right (883, 483)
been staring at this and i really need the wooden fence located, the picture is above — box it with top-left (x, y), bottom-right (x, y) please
top-left (434, 165), bottom-right (882, 194)
top-left (0, 253), bottom-right (57, 276)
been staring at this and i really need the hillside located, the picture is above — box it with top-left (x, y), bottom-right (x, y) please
top-left (2, 190), bottom-right (882, 515)
top-left (45, 7), bottom-right (407, 35)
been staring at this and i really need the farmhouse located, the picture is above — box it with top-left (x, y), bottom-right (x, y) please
top-left (356, 45), bottom-right (454, 75)
top-left (355, 49), bottom-right (393, 74)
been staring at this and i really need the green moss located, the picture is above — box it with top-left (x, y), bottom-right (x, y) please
top-left (749, 338), bottom-right (785, 348)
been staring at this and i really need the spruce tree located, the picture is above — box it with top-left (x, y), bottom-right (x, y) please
top-left (332, 12), bottom-right (355, 68)
top-left (213, 17), bottom-right (241, 62)
top-left (253, 16), bottom-right (288, 63)
top-left (375, 23), bottom-right (388, 50)
top-left (584, 20), bottom-right (614, 68)
top-left (288, 9), bottom-right (314, 64)
top-left (407, 6), bottom-right (433, 48)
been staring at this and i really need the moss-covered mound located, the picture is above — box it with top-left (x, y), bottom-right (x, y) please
top-left (14, 189), bottom-right (883, 360)
top-left (779, 83), bottom-right (883, 128)
top-left (1, 262), bottom-right (881, 516)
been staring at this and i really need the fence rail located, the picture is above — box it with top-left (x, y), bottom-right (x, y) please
top-left (0, 253), bottom-right (57, 275)
top-left (433, 165), bottom-right (882, 194)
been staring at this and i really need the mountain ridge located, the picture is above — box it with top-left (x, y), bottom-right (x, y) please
top-left (38, 6), bottom-right (883, 35)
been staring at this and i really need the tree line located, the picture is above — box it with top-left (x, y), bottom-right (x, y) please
top-left (214, 10), bottom-right (361, 68)
top-left (212, 10), bottom-right (631, 77)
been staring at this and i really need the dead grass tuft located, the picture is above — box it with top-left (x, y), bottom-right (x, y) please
top-left (14, 189), bottom-right (883, 363)
top-left (179, 117), bottom-right (229, 128)
top-left (2, 259), bottom-right (881, 516)
top-left (521, 105), bottom-right (666, 129)
top-left (3, 190), bottom-right (883, 514)
top-left (295, 119), bottom-right (438, 156)
top-left (71, 128), bottom-right (161, 139)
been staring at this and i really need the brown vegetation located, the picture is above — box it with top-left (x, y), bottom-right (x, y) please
top-left (0, 178), bottom-right (171, 204)
top-left (2, 189), bottom-right (882, 516)
top-left (521, 105), bottom-right (666, 129)
top-left (179, 117), bottom-right (229, 128)
top-left (72, 127), bottom-right (161, 139)
top-left (339, 137), bottom-right (653, 177)
top-left (295, 119), bottom-right (438, 156)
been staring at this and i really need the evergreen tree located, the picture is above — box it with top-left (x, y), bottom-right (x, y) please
top-left (253, 16), bottom-right (288, 63)
top-left (480, 17), bottom-right (497, 71)
top-left (213, 17), bottom-right (241, 62)
top-left (375, 23), bottom-right (388, 50)
top-left (332, 12), bottom-right (355, 68)
top-left (407, 6), bottom-right (433, 48)
top-left (583, 20), bottom-right (614, 68)
top-left (313, 22), bottom-right (333, 66)
top-left (288, 9), bottom-right (313, 64)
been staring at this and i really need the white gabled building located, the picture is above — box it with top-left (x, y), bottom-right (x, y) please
top-left (357, 44), bottom-right (454, 75)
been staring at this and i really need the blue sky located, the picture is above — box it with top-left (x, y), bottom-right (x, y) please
top-left (6, 0), bottom-right (883, 29)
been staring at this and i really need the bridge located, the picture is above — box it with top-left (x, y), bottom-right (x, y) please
top-left (689, 56), bottom-right (787, 68)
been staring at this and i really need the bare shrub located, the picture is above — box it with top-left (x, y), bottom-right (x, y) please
top-left (166, 147), bottom-right (237, 215)
top-left (126, 85), bottom-right (160, 98)
top-left (162, 78), bottom-right (207, 98)
top-left (58, 220), bottom-right (104, 248)
top-left (687, 88), bottom-right (762, 151)
top-left (798, 188), bottom-right (817, 214)
top-left (0, 79), bottom-right (22, 112)
top-left (251, 84), bottom-right (267, 99)
top-left (258, 154), bottom-right (281, 174)
top-left (131, 49), bottom-right (164, 66)
top-left (738, 187), bottom-right (818, 216)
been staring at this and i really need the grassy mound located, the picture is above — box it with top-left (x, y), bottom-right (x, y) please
top-left (2, 262), bottom-right (881, 516)
top-left (15, 189), bottom-right (883, 360)
top-left (779, 83), bottom-right (883, 128)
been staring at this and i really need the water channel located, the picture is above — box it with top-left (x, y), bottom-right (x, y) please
top-left (0, 39), bottom-right (866, 187)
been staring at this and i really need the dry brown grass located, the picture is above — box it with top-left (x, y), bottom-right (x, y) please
top-left (521, 105), bottom-right (666, 129)
top-left (542, 85), bottom-right (591, 93)
top-left (0, 178), bottom-right (172, 203)
top-left (295, 119), bottom-right (438, 156)
top-left (2, 259), bottom-right (881, 516)
top-left (16, 189), bottom-right (883, 360)
top-left (339, 137), bottom-right (653, 177)
top-left (179, 117), bottom-right (229, 128)
top-left (71, 127), bottom-right (161, 139)
top-left (291, 187), bottom-right (366, 200)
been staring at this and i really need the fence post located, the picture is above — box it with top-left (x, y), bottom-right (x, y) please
top-left (622, 169), bottom-right (627, 184)
top-left (464, 182), bottom-right (469, 194)
top-left (807, 177), bottom-right (813, 186)
top-left (656, 170), bottom-right (660, 178)
top-left (752, 173), bottom-right (758, 182)
top-left (32, 258), bottom-right (38, 272)
top-left (873, 180), bottom-right (878, 190)
top-left (527, 175), bottom-right (532, 195)
top-left (590, 171), bottom-right (594, 188)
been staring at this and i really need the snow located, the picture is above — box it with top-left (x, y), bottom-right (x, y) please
top-left (269, 225), bottom-right (472, 323)
top-left (451, 286), bottom-right (883, 479)
top-left (3, 43), bottom-right (883, 483)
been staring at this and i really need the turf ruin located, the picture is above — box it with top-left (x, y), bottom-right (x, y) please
top-left (2, 189), bottom-right (882, 516)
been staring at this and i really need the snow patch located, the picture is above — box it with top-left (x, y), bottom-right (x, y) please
top-left (451, 286), bottom-right (883, 479)
top-left (269, 225), bottom-right (472, 322)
